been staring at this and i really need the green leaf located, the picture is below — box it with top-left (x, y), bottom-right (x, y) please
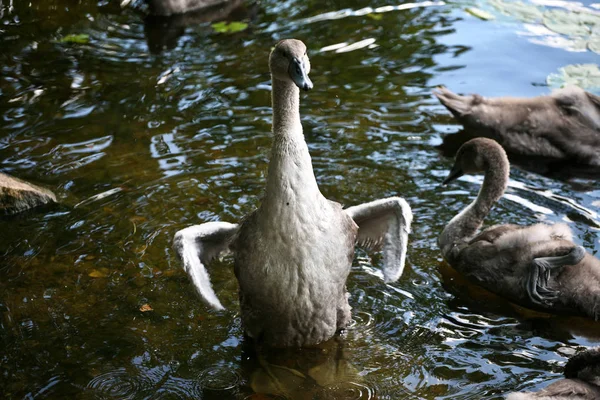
top-left (465, 7), bottom-right (495, 20)
top-left (211, 21), bottom-right (248, 34)
top-left (211, 22), bottom-right (228, 33)
top-left (588, 35), bottom-right (600, 55)
top-left (227, 21), bottom-right (248, 33)
top-left (367, 13), bottom-right (383, 21)
top-left (59, 33), bottom-right (90, 44)
top-left (543, 9), bottom-right (599, 37)
top-left (488, 0), bottom-right (543, 23)
top-left (547, 64), bottom-right (600, 91)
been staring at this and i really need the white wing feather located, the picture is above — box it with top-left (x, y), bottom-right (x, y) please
top-left (172, 222), bottom-right (238, 310)
top-left (345, 197), bottom-right (413, 282)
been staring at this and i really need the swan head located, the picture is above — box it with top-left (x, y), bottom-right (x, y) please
top-left (443, 138), bottom-right (507, 184)
top-left (552, 86), bottom-right (600, 130)
top-left (270, 39), bottom-right (313, 91)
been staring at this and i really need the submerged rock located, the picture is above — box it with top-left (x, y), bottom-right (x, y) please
top-left (0, 172), bottom-right (57, 215)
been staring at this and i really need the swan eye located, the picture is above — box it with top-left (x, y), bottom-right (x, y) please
top-left (563, 105), bottom-right (578, 116)
top-left (295, 65), bottom-right (301, 74)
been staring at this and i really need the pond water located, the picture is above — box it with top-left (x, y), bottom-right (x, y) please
top-left (1, 0), bottom-right (600, 398)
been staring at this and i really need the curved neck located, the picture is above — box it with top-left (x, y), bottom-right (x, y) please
top-left (439, 159), bottom-right (509, 259)
top-left (264, 77), bottom-right (321, 204)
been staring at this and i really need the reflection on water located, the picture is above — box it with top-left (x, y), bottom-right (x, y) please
top-left (1, 0), bottom-right (600, 398)
top-left (143, 0), bottom-right (260, 54)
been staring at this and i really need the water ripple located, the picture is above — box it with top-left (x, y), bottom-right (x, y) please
top-left (2, 0), bottom-right (600, 399)
top-left (197, 366), bottom-right (241, 391)
top-left (151, 376), bottom-right (203, 400)
top-left (314, 381), bottom-right (376, 400)
top-left (87, 368), bottom-right (154, 399)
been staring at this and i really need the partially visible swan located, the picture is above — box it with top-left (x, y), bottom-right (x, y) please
top-left (173, 39), bottom-right (412, 348)
top-left (143, 0), bottom-right (255, 53)
top-left (436, 128), bottom-right (600, 183)
top-left (439, 138), bottom-right (600, 320)
top-left (145, 0), bottom-right (231, 16)
top-left (434, 86), bottom-right (600, 167)
top-left (506, 347), bottom-right (600, 399)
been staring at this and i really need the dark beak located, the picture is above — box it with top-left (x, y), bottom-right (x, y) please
top-left (289, 58), bottom-right (313, 91)
top-left (442, 164), bottom-right (464, 185)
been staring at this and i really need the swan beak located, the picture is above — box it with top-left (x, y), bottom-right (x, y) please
top-left (442, 165), bottom-right (464, 185)
top-left (289, 58), bottom-right (313, 91)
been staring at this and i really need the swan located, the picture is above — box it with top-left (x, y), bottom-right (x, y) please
top-left (434, 86), bottom-right (600, 167)
top-left (173, 39), bottom-right (413, 348)
top-left (143, 0), bottom-right (254, 53)
top-left (506, 347), bottom-right (600, 399)
top-left (439, 137), bottom-right (600, 320)
top-left (145, 0), bottom-right (232, 16)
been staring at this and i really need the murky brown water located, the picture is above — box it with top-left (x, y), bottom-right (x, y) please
top-left (1, 0), bottom-right (600, 398)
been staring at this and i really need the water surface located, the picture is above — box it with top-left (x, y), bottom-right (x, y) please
top-left (1, 0), bottom-right (600, 398)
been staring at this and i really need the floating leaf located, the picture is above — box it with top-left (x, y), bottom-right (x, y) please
top-left (211, 21), bottom-right (248, 34)
top-left (59, 33), bottom-right (90, 44)
top-left (367, 13), bottom-right (383, 20)
top-left (89, 268), bottom-right (109, 278)
top-left (225, 21), bottom-right (248, 33)
top-left (211, 22), bottom-right (228, 33)
top-left (589, 35), bottom-right (600, 54)
top-left (465, 7), bottom-right (495, 20)
top-left (139, 304), bottom-right (153, 312)
top-left (488, 0), bottom-right (543, 23)
top-left (547, 64), bottom-right (600, 91)
top-left (543, 9), bottom-right (600, 37)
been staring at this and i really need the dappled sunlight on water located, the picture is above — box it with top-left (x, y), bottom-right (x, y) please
top-left (1, 0), bottom-right (600, 398)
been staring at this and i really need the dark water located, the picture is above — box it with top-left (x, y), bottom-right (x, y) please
top-left (1, 0), bottom-right (600, 398)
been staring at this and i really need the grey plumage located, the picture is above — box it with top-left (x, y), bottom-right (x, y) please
top-left (435, 86), bottom-right (600, 167)
top-left (506, 347), bottom-right (600, 399)
top-left (173, 39), bottom-right (412, 348)
top-left (439, 138), bottom-right (600, 321)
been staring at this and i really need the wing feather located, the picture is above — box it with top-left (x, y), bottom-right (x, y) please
top-left (172, 222), bottom-right (238, 311)
top-left (345, 197), bottom-right (412, 282)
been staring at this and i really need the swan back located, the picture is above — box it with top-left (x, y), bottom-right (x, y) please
top-left (147, 0), bottom-right (227, 15)
top-left (435, 86), bottom-right (600, 166)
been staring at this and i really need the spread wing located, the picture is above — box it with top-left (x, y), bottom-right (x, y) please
top-left (344, 197), bottom-right (413, 283)
top-left (172, 221), bottom-right (238, 310)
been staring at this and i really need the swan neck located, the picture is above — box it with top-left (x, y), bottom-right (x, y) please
top-left (272, 77), bottom-right (301, 136)
top-left (264, 76), bottom-right (320, 204)
top-left (440, 159), bottom-right (509, 258)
